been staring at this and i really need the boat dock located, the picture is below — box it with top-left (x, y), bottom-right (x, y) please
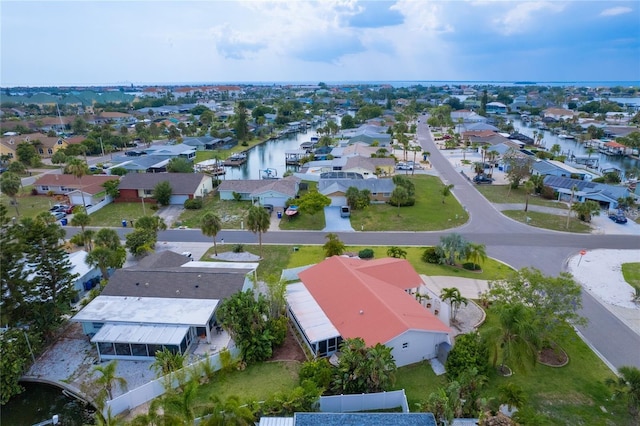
top-left (223, 152), bottom-right (248, 166)
top-left (285, 150), bottom-right (309, 166)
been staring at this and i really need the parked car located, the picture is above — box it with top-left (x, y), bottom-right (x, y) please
top-left (50, 204), bottom-right (69, 213)
top-left (262, 204), bottom-right (274, 214)
top-left (608, 213), bottom-right (628, 224)
top-left (340, 206), bottom-right (351, 218)
top-left (396, 163), bottom-right (413, 170)
top-left (473, 175), bottom-right (494, 184)
top-left (51, 211), bottom-right (66, 220)
top-left (63, 205), bottom-right (78, 214)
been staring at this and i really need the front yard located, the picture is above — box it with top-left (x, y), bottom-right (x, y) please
top-left (502, 210), bottom-right (592, 233)
top-left (476, 184), bottom-right (568, 209)
top-left (176, 193), bottom-right (252, 229)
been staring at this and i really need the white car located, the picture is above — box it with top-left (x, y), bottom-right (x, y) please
top-left (396, 163), bottom-right (413, 170)
top-left (51, 211), bottom-right (66, 220)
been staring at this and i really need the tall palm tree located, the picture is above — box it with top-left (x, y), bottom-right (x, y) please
top-left (67, 158), bottom-right (89, 207)
top-left (565, 185), bottom-right (578, 230)
top-left (606, 365), bottom-right (640, 418)
top-left (0, 172), bottom-right (21, 217)
top-left (246, 205), bottom-right (270, 258)
top-left (465, 242), bottom-right (487, 271)
top-left (440, 287), bottom-right (469, 321)
top-left (71, 210), bottom-right (91, 235)
top-left (486, 303), bottom-right (541, 373)
top-left (135, 215), bottom-right (167, 233)
top-left (92, 360), bottom-right (127, 401)
top-left (523, 180), bottom-right (535, 212)
top-left (201, 212), bottom-right (222, 256)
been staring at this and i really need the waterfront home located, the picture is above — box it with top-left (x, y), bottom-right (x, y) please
top-left (72, 251), bottom-right (258, 361)
top-left (286, 256), bottom-right (452, 367)
top-left (217, 176), bottom-right (301, 208)
top-left (318, 178), bottom-right (395, 206)
top-left (532, 159), bottom-right (588, 181)
top-left (117, 172), bottom-right (213, 204)
top-left (542, 175), bottom-right (630, 210)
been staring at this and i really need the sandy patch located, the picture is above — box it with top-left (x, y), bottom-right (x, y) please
top-left (567, 249), bottom-right (639, 309)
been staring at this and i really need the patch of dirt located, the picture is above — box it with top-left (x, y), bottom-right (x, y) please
top-left (271, 325), bottom-right (307, 362)
top-left (538, 345), bottom-right (569, 367)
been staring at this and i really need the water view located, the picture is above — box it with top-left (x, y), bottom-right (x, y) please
top-left (1, 382), bottom-right (94, 426)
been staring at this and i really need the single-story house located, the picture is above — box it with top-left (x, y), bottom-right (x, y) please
top-left (217, 176), bottom-right (301, 207)
top-left (486, 102), bottom-right (508, 114)
top-left (318, 178), bottom-right (395, 206)
top-left (258, 412), bottom-right (437, 426)
top-left (532, 160), bottom-right (588, 180)
top-left (286, 256), bottom-right (452, 367)
top-left (143, 143), bottom-right (196, 161)
top-left (341, 156), bottom-right (395, 178)
top-left (330, 142), bottom-right (380, 158)
top-left (72, 251), bottom-right (258, 361)
top-left (68, 250), bottom-right (103, 302)
top-left (543, 175), bottom-right (630, 209)
top-left (182, 136), bottom-right (225, 151)
top-left (451, 110), bottom-right (487, 124)
top-left (543, 108), bottom-right (576, 121)
top-left (109, 155), bottom-right (171, 173)
top-left (33, 174), bottom-right (119, 206)
top-left (117, 172), bottom-right (213, 205)
top-left (338, 125), bottom-right (391, 146)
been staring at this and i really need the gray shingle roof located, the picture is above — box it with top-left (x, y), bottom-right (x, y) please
top-left (119, 173), bottom-right (208, 194)
top-left (318, 178), bottom-right (395, 194)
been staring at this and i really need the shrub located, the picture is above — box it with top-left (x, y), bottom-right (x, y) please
top-left (462, 262), bottom-right (477, 271)
top-left (445, 332), bottom-right (489, 382)
top-left (422, 246), bottom-right (443, 264)
top-left (232, 244), bottom-right (244, 253)
top-left (268, 317), bottom-right (288, 347)
top-left (150, 204), bottom-right (159, 211)
top-left (299, 358), bottom-right (333, 391)
top-left (183, 198), bottom-right (203, 210)
top-left (540, 185), bottom-right (556, 200)
top-left (358, 248), bottom-right (374, 259)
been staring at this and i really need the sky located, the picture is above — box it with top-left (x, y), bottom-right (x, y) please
top-left (1, 0), bottom-right (639, 87)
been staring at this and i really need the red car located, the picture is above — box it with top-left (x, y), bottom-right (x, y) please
top-left (63, 205), bottom-right (78, 214)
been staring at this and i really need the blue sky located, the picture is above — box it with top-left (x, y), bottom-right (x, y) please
top-left (1, 0), bottom-right (639, 86)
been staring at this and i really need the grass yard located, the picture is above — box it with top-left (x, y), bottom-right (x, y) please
top-left (476, 185), bottom-right (568, 209)
top-left (502, 210), bottom-right (592, 233)
top-left (177, 193), bottom-right (252, 229)
top-left (1, 187), bottom-right (61, 219)
top-left (352, 175), bottom-right (468, 231)
top-left (278, 211), bottom-right (325, 230)
top-left (479, 314), bottom-right (633, 425)
top-left (287, 245), bottom-right (512, 281)
top-left (193, 361), bottom-right (301, 406)
top-left (394, 361), bottom-right (446, 408)
top-left (88, 202), bottom-right (149, 227)
top-left (621, 262), bottom-right (640, 293)
top-left (202, 244), bottom-right (294, 279)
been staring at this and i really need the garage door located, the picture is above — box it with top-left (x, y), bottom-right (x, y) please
top-left (169, 195), bottom-right (189, 205)
top-left (330, 196), bottom-right (347, 207)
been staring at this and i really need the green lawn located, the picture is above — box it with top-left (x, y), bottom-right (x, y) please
top-left (479, 313), bottom-right (633, 425)
top-left (278, 211), bottom-right (325, 230)
top-left (177, 193), bottom-right (252, 229)
top-left (476, 185), bottom-right (568, 209)
top-left (1, 187), bottom-right (59, 220)
top-left (621, 262), bottom-right (640, 293)
top-left (87, 202), bottom-right (149, 227)
top-left (352, 175), bottom-right (468, 231)
top-left (502, 210), bottom-right (592, 233)
top-left (193, 361), bottom-right (301, 406)
top-left (394, 361), bottom-right (446, 407)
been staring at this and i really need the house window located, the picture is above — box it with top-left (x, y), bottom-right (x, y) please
top-left (143, 189), bottom-right (153, 195)
top-left (402, 342), bottom-right (409, 349)
top-left (92, 322), bottom-right (104, 330)
top-left (38, 148), bottom-right (44, 154)
top-left (41, 186), bottom-right (49, 191)
top-left (57, 140), bottom-right (63, 145)
top-left (48, 148), bottom-right (53, 154)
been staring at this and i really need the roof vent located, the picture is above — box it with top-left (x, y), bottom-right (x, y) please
top-left (145, 282), bottom-right (149, 287)
top-left (195, 285), bottom-right (199, 288)
top-left (176, 290), bottom-right (180, 294)
top-left (135, 282), bottom-right (139, 286)
top-left (359, 310), bottom-right (364, 315)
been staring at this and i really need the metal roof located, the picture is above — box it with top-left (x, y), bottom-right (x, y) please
top-left (286, 283), bottom-right (340, 344)
top-left (91, 323), bottom-right (189, 346)
top-left (73, 295), bottom-right (217, 326)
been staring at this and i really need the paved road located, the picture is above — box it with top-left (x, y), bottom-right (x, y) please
top-left (65, 122), bottom-right (640, 369)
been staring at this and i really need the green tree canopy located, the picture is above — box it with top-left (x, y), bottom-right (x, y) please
top-left (166, 157), bottom-right (194, 173)
top-left (297, 190), bottom-right (331, 216)
top-left (152, 180), bottom-right (172, 206)
top-left (246, 205), bottom-right (270, 257)
top-left (323, 232), bottom-right (345, 257)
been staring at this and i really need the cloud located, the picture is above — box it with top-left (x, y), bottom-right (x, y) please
top-left (291, 32), bottom-right (366, 63)
top-left (600, 6), bottom-right (633, 17)
top-left (347, 1), bottom-right (404, 28)
top-left (210, 24), bottom-right (267, 60)
top-left (493, 2), bottom-right (565, 35)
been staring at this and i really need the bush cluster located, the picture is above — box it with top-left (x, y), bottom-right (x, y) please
top-left (358, 248), bottom-right (375, 259)
top-left (183, 198), bottom-right (203, 209)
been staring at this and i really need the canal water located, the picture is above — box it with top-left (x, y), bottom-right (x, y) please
top-left (511, 117), bottom-right (639, 173)
top-left (221, 126), bottom-right (322, 180)
top-left (1, 382), bottom-right (95, 426)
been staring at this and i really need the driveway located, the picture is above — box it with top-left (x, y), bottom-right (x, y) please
top-left (322, 206), bottom-right (355, 232)
top-left (156, 205), bottom-right (184, 227)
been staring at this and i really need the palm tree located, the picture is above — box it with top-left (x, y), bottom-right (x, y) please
top-left (67, 158), bottom-right (89, 207)
top-left (390, 186), bottom-right (409, 217)
top-left (441, 184), bottom-right (454, 204)
top-left (71, 211), bottom-right (91, 243)
top-left (571, 200), bottom-right (600, 222)
top-left (92, 360), bottom-right (127, 401)
top-left (606, 365), bottom-right (640, 418)
top-left (0, 172), bottom-right (21, 217)
top-left (486, 303), bottom-right (541, 373)
top-left (201, 212), bottom-right (222, 255)
top-left (440, 287), bottom-right (469, 321)
top-left (135, 215), bottom-right (167, 232)
top-left (498, 382), bottom-right (528, 413)
top-left (465, 242), bottom-right (487, 271)
top-left (439, 233), bottom-right (468, 266)
top-left (246, 205), bottom-right (270, 258)
top-left (523, 180), bottom-right (535, 212)
top-left (565, 185), bottom-right (578, 230)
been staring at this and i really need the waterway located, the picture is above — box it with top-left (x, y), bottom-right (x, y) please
top-left (1, 382), bottom-right (95, 426)
top-left (510, 117), bottom-right (639, 174)
top-left (221, 126), bottom-right (322, 180)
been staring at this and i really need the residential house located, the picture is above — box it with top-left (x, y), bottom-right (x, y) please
top-left (217, 176), bottom-right (301, 207)
top-left (286, 256), bottom-right (452, 367)
top-left (532, 160), bottom-right (588, 180)
top-left (117, 172), bottom-right (213, 205)
top-left (338, 125), bottom-right (391, 146)
top-left (450, 110), bottom-right (487, 124)
top-left (32, 174), bottom-right (118, 206)
top-left (143, 143), bottom-right (196, 161)
top-left (258, 413), bottom-right (437, 426)
top-left (0, 133), bottom-right (68, 159)
top-left (318, 178), bottom-right (395, 206)
top-left (73, 251), bottom-right (258, 361)
top-left (109, 155), bottom-right (170, 174)
top-left (182, 136), bottom-right (225, 151)
top-left (542, 175), bottom-right (630, 209)
top-left (486, 102), bottom-right (508, 114)
top-left (542, 108), bottom-right (576, 121)
top-left (68, 250), bottom-right (103, 302)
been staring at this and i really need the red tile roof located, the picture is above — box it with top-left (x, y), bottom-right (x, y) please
top-left (298, 256), bottom-right (451, 346)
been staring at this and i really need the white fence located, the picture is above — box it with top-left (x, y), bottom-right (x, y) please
top-left (86, 195), bottom-right (113, 215)
top-left (319, 389), bottom-right (409, 413)
top-left (105, 345), bottom-right (241, 417)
